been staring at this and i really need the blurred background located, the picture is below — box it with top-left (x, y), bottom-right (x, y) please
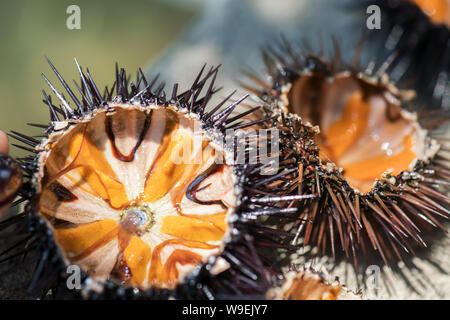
top-left (0, 0), bottom-right (197, 158)
top-left (0, 0), bottom-right (366, 159)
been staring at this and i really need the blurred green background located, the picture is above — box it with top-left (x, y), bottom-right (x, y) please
top-left (0, 0), bottom-right (197, 157)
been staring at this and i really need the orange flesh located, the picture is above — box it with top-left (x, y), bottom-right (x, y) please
top-left (66, 129), bottom-right (129, 209)
top-left (412, 0), bottom-right (450, 27)
top-left (161, 213), bottom-right (227, 242)
top-left (322, 93), bottom-right (370, 160)
top-left (54, 219), bottom-right (118, 255)
top-left (40, 107), bottom-right (232, 289)
top-left (147, 239), bottom-right (216, 287)
top-left (317, 92), bottom-right (417, 193)
top-left (169, 141), bottom-right (217, 212)
top-left (142, 125), bottom-right (189, 202)
top-left (123, 236), bottom-right (151, 286)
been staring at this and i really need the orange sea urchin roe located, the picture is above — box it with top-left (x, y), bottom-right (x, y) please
top-left (412, 0), bottom-right (450, 27)
top-left (39, 106), bottom-right (235, 289)
top-left (317, 92), bottom-right (417, 193)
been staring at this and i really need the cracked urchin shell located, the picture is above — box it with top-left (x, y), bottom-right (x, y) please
top-left (0, 59), bottom-right (293, 299)
top-left (242, 39), bottom-right (450, 266)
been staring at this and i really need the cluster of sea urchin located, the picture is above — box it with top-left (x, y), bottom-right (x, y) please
top-left (1, 15), bottom-right (449, 299)
top-left (0, 58), bottom-right (317, 299)
top-left (242, 39), bottom-right (450, 267)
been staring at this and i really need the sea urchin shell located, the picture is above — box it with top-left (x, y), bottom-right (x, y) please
top-left (36, 102), bottom-right (237, 290)
top-left (244, 40), bottom-right (450, 265)
top-left (0, 58), bottom-right (289, 299)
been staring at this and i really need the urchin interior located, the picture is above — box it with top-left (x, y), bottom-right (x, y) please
top-left (37, 104), bottom-right (236, 290)
top-left (285, 73), bottom-right (426, 193)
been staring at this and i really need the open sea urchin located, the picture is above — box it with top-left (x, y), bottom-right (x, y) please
top-left (37, 103), bottom-right (238, 290)
top-left (243, 39), bottom-right (450, 266)
top-left (0, 58), bottom-right (299, 299)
